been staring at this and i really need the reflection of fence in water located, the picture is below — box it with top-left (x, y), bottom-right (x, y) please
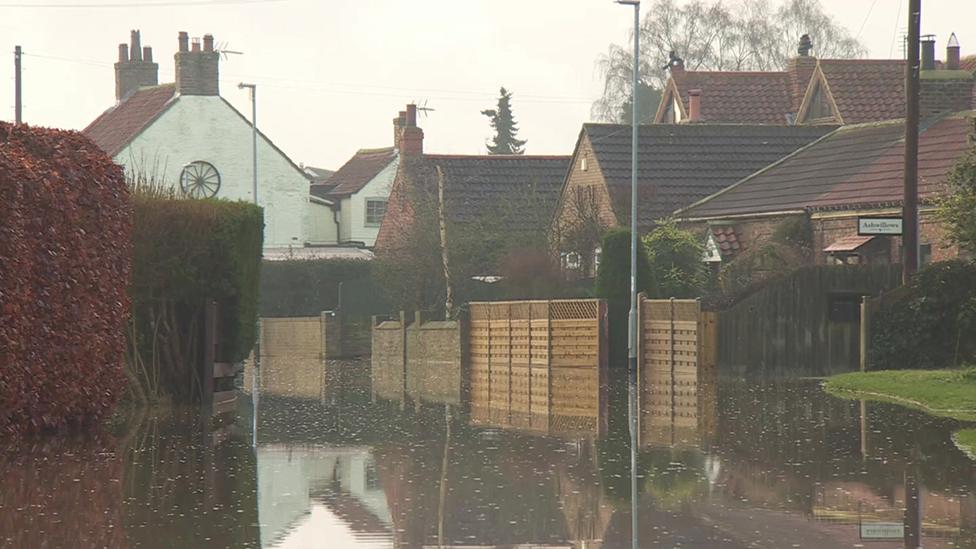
top-left (639, 298), bottom-right (717, 448)
top-left (468, 299), bottom-right (608, 438)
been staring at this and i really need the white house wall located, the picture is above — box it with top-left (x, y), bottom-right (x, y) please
top-left (114, 96), bottom-right (309, 249)
top-left (343, 156), bottom-right (399, 247)
top-left (308, 200), bottom-right (338, 245)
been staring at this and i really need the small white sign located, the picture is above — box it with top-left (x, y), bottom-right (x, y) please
top-left (858, 217), bottom-right (903, 236)
top-left (860, 522), bottom-right (904, 539)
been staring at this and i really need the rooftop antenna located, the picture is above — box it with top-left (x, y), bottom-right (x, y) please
top-left (216, 41), bottom-right (243, 60)
top-left (414, 98), bottom-right (436, 118)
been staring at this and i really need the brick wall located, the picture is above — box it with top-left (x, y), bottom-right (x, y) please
top-left (552, 136), bottom-right (619, 246)
top-left (813, 210), bottom-right (961, 264)
top-left (371, 315), bottom-right (462, 405)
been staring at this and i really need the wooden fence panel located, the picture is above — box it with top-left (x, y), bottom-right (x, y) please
top-left (467, 299), bottom-right (607, 437)
top-left (638, 298), bottom-right (714, 449)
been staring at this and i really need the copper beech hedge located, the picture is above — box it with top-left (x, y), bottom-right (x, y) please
top-left (0, 123), bottom-right (132, 436)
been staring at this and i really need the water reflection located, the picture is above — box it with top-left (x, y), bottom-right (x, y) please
top-left (3, 366), bottom-right (976, 547)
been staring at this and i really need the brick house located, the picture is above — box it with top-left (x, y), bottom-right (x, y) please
top-left (675, 112), bottom-right (976, 266)
top-left (374, 109), bottom-right (570, 277)
top-left (83, 30), bottom-right (312, 250)
top-left (656, 34), bottom-right (974, 126)
top-left (550, 123), bottom-right (833, 276)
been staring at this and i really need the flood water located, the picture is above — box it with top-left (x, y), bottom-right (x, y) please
top-left (3, 363), bottom-right (976, 548)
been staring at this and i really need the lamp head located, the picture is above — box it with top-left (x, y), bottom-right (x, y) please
top-left (615, 0), bottom-right (640, 5)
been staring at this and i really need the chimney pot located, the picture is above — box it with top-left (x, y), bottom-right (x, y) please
top-left (130, 30), bottom-right (142, 61)
top-left (947, 32), bottom-right (961, 70)
top-left (178, 31), bottom-right (189, 52)
top-left (406, 104), bottom-right (417, 127)
top-left (688, 89), bottom-right (701, 122)
top-left (798, 34), bottom-right (813, 57)
top-left (203, 34), bottom-right (214, 52)
top-left (191, 37), bottom-right (201, 52)
top-left (118, 43), bottom-right (129, 62)
top-left (143, 46), bottom-right (153, 63)
top-left (921, 34), bottom-right (936, 71)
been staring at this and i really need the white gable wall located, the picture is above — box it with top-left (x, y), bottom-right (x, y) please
top-left (339, 156), bottom-right (399, 247)
top-left (114, 95), bottom-right (309, 249)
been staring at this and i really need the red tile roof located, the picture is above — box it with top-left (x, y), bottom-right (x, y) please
top-left (961, 55), bottom-right (976, 74)
top-left (815, 60), bottom-right (906, 124)
top-left (325, 147), bottom-right (397, 198)
top-left (82, 84), bottom-right (176, 156)
top-left (678, 113), bottom-right (976, 219)
top-left (711, 225), bottom-right (742, 257)
top-left (670, 71), bottom-right (793, 124)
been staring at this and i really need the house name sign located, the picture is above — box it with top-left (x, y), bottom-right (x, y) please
top-left (858, 217), bottom-right (903, 236)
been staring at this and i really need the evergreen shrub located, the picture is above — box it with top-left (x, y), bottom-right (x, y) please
top-left (870, 260), bottom-right (976, 370)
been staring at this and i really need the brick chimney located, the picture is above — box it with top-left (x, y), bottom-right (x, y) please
top-left (947, 33), bottom-right (961, 70)
top-left (666, 50), bottom-right (684, 74)
top-left (400, 104), bottom-right (424, 156)
top-left (687, 89), bottom-right (701, 122)
top-left (393, 110), bottom-right (406, 149)
top-left (175, 31), bottom-right (219, 96)
top-left (115, 30), bottom-right (158, 101)
top-left (788, 34), bottom-right (818, 112)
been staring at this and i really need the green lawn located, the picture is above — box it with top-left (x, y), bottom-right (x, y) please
top-left (953, 429), bottom-right (976, 459)
top-left (824, 369), bottom-right (976, 422)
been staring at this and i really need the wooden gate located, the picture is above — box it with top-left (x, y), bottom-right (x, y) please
top-left (467, 299), bottom-right (608, 437)
top-left (638, 297), bottom-right (717, 448)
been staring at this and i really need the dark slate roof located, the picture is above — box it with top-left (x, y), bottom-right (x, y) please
top-left (670, 71), bottom-right (794, 124)
top-left (400, 154), bottom-right (571, 229)
top-left (304, 165), bottom-right (335, 184)
top-left (582, 123), bottom-right (835, 229)
top-left (677, 113), bottom-right (976, 219)
top-left (82, 84), bottom-right (177, 156)
top-left (326, 147), bottom-right (397, 198)
top-left (816, 59), bottom-right (906, 124)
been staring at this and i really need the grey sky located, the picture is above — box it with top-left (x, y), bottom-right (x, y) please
top-left (1, 0), bottom-right (974, 169)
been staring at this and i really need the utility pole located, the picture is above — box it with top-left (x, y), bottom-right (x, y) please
top-left (14, 46), bottom-right (22, 124)
top-left (238, 83), bottom-right (258, 205)
top-left (902, 0), bottom-right (921, 283)
top-left (615, 2), bottom-right (641, 547)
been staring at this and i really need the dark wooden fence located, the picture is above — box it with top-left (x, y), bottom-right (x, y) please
top-left (716, 265), bottom-right (902, 377)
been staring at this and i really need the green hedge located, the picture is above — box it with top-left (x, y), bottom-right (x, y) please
top-left (870, 260), bottom-right (976, 370)
top-left (130, 196), bottom-right (263, 401)
top-left (259, 258), bottom-right (389, 318)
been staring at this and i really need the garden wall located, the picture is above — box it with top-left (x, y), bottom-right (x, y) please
top-left (0, 123), bottom-right (131, 435)
top-left (371, 313), bottom-right (462, 406)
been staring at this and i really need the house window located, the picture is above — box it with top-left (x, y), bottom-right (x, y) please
top-left (562, 252), bottom-right (582, 271)
top-left (581, 156), bottom-right (588, 172)
top-left (364, 198), bottom-right (387, 227)
top-left (593, 247), bottom-right (602, 273)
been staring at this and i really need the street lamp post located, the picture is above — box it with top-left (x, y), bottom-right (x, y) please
top-left (616, 1), bottom-right (640, 547)
top-left (238, 82), bottom-right (258, 205)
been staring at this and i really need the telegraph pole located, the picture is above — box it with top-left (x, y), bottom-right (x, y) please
top-left (902, 0), bottom-right (921, 283)
top-left (238, 82), bottom-right (258, 205)
top-left (14, 45), bottom-right (22, 124)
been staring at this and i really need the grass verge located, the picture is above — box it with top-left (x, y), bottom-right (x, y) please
top-left (824, 369), bottom-right (976, 422)
top-left (953, 429), bottom-right (976, 460)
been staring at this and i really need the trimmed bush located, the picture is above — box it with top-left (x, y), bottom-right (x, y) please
top-left (0, 123), bottom-right (131, 435)
top-left (129, 196), bottom-right (262, 402)
top-left (259, 258), bottom-right (387, 317)
top-left (870, 260), bottom-right (976, 370)
top-left (642, 219), bottom-right (706, 299)
top-left (595, 228), bottom-right (652, 304)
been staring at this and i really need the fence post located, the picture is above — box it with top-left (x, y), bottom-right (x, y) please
top-left (507, 302), bottom-right (513, 424)
top-left (860, 296), bottom-right (870, 372)
top-left (202, 299), bottom-right (217, 414)
top-left (546, 300), bottom-right (552, 425)
top-left (399, 310), bottom-right (408, 410)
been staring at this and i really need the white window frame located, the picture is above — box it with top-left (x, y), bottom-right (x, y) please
top-left (364, 198), bottom-right (388, 227)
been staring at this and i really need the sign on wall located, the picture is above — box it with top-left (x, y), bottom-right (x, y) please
top-left (859, 522), bottom-right (904, 540)
top-left (858, 217), bottom-right (903, 236)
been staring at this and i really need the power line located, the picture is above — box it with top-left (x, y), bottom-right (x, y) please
top-left (855, 0), bottom-right (880, 42)
top-left (0, 0), bottom-right (284, 7)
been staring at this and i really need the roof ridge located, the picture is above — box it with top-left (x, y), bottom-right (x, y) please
top-left (356, 146), bottom-right (396, 154)
top-left (422, 153), bottom-right (570, 160)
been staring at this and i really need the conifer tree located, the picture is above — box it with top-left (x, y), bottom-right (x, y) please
top-left (481, 87), bottom-right (527, 155)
